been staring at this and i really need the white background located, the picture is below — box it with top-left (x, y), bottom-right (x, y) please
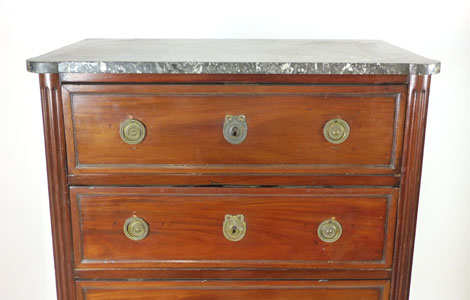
top-left (0, 0), bottom-right (468, 299)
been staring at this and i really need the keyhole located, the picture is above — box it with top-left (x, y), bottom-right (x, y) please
top-left (231, 127), bottom-right (239, 137)
top-left (232, 225), bottom-right (238, 234)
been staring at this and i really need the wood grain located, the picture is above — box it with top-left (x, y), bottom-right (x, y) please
top-left (75, 268), bottom-right (392, 280)
top-left (70, 187), bottom-right (398, 270)
top-left (76, 280), bottom-right (390, 300)
top-left (62, 84), bottom-right (406, 176)
top-left (61, 73), bottom-right (408, 84)
top-left (39, 74), bottom-right (75, 300)
top-left (67, 173), bottom-right (401, 187)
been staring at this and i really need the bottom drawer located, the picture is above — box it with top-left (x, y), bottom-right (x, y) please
top-left (77, 280), bottom-right (390, 300)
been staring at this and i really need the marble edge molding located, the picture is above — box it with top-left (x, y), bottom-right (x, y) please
top-left (26, 60), bottom-right (441, 75)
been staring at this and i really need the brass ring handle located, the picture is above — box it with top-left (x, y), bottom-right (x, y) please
top-left (323, 119), bottom-right (350, 144)
top-left (120, 119), bottom-right (146, 144)
top-left (317, 218), bottom-right (342, 243)
top-left (223, 214), bottom-right (247, 242)
top-left (223, 115), bottom-right (248, 144)
top-left (123, 217), bottom-right (149, 241)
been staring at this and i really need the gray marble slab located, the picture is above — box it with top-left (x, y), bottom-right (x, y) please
top-left (26, 39), bottom-right (440, 75)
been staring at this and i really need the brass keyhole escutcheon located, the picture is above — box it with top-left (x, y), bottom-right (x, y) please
top-left (120, 119), bottom-right (146, 144)
top-left (223, 214), bottom-right (247, 242)
top-left (323, 119), bottom-right (350, 144)
top-left (223, 115), bottom-right (247, 144)
top-left (317, 219), bottom-right (342, 243)
top-left (123, 217), bottom-right (149, 241)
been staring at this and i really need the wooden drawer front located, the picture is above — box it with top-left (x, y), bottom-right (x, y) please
top-left (77, 280), bottom-right (390, 300)
top-left (63, 84), bottom-right (406, 175)
top-left (71, 187), bottom-right (397, 270)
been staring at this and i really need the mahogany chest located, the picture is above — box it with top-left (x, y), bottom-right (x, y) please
top-left (27, 39), bottom-right (440, 300)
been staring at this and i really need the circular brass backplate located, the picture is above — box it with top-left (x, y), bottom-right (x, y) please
top-left (120, 119), bottom-right (146, 144)
top-left (317, 219), bottom-right (342, 243)
top-left (323, 119), bottom-right (350, 144)
top-left (223, 214), bottom-right (247, 242)
top-left (123, 217), bottom-right (149, 241)
top-left (223, 115), bottom-right (248, 144)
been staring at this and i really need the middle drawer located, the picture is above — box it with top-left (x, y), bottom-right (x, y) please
top-left (71, 187), bottom-right (397, 271)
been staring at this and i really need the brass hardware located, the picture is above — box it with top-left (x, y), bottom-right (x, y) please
top-left (323, 119), bottom-right (350, 144)
top-left (223, 214), bottom-right (247, 242)
top-left (223, 115), bottom-right (248, 144)
top-left (120, 119), bottom-right (146, 144)
top-left (123, 217), bottom-right (149, 241)
top-left (317, 218), bottom-right (342, 243)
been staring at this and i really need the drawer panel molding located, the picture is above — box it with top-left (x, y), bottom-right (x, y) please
top-left (71, 187), bottom-right (398, 271)
top-left (62, 84), bottom-right (406, 176)
top-left (77, 280), bottom-right (390, 300)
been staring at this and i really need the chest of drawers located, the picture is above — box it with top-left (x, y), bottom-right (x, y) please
top-left (27, 39), bottom-right (439, 300)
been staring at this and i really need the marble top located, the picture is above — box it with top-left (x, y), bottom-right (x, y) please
top-left (26, 39), bottom-right (440, 75)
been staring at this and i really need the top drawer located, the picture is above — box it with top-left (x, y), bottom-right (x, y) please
top-left (62, 84), bottom-right (406, 175)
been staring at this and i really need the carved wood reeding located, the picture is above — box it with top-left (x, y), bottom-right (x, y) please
top-left (40, 74), bottom-right (75, 300)
top-left (391, 75), bottom-right (431, 300)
